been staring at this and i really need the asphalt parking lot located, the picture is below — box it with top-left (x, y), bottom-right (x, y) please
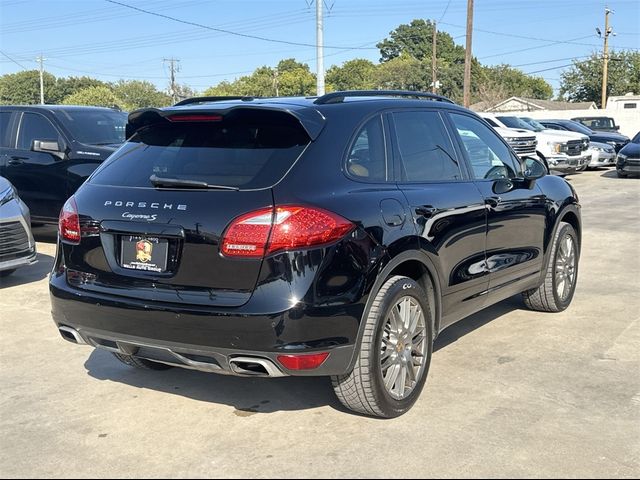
top-left (0, 169), bottom-right (638, 478)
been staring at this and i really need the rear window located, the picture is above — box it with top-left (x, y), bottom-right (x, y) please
top-left (53, 109), bottom-right (127, 146)
top-left (90, 109), bottom-right (310, 190)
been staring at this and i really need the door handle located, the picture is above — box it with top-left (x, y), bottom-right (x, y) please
top-left (485, 196), bottom-right (502, 208)
top-left (8, 156), bottom-right (27, 166)
top-left (415, 206), bottom-right (437, 218)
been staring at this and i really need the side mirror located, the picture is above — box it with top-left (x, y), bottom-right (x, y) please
top-left (32, 139), bottom-right (65, 160)
top-left (523, 156), bottom-right (547, 179)
top-left (614, 125), bottom-right (620, 131)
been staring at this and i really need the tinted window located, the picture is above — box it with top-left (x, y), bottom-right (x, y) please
top-left (17, 112), bottom-right (60, 150)
top-left (484, 117), bottom-right (500, 128)
top-left (53, 109), bottom-right (127, 145)
top-left (0, 111), bottom-right (12, 147)
top-left (497, 116), bottom-right (536, 131)
top-left (346, 116), bottom-right (387, 181)
top-left (450, 113), bottom-right (519, 180)
top-left (90, 109), bottom-right (310, 190)
top-left (563, 121), bottom-right (593, 135)
top-left (632, 132), bottom-right (640, 143)
top-left (623, 103), bottom-right (637, 109)
top-left (393, 111), bottom-right (461, 182)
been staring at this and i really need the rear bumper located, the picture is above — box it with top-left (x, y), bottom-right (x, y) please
top-left (50, 272), bottom-right (360, 377)
top-left (0, 199), bottom-right (37, 272)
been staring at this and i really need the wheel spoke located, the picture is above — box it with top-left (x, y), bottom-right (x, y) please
top-left (389, 307), bottom-right (402, 333)
top-left (408, 305), bottom-right (422, 335)
top-left (384, 363), bottom-right (401, 392)
top-left (401, 298), bottom-right (412, 329)
top-left (397, 364), bottom-right (408, 396)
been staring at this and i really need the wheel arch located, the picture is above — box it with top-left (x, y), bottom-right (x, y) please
top-left (346, 250), bottom-right (443, 372)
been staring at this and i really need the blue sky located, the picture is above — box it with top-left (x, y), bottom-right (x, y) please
top-left (1, 0), bottom-right (639, 96)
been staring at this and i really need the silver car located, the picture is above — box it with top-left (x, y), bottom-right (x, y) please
top-left (586, 141), bottom-right (617, 168)
top-left (0, 176), bottom-right (37, 277)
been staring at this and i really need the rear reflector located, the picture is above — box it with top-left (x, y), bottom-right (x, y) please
top-left (277, 352), bottom-right (330, 370)
top-left (167, 114), bottom-right (223, 122)
top-left (221, 206), bottom-right (355, 258)
top-left (59, 197), bottom-right (80, 244)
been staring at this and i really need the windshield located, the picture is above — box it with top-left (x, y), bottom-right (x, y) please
top-left (564, 121), bottom-right (593, 135)
top-left (90, 109), bottom-right (310, 190)
top-left (632, 132), bottom-right (640, 143)
top-left (497, 116), bottom-right (537, 131)
top-left (521, 117), bottom-right (546, 131)
top-left (53, 109), bottom-right (128, 145)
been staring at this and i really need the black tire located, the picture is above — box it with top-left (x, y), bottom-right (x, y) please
top-left (617, 169), bottom-right (628, 178)
top-left (0, 269), bottom-right (16, 278)
top-left (112, 352), bottom-right (173, 370)
top-left (523, 222), bottom-right (579, 312)
top-left (332, 275), bottom-right (433, 418)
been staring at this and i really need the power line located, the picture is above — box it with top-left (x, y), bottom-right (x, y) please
top-left (104, 0), bottom-right (378, 50)
top-left (0, 50), bottom-right (28, 70)
top-left (438, 0), bottom-right (453, 22)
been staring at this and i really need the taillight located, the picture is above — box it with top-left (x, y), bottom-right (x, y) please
top-left (59, 197), bottom-right (80, 244)
top-left (221, 206), bottom-right (355, 258)
top-left (277, 352), bottom-right (330, 370)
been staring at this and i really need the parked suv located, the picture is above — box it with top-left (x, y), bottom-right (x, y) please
top-left (0, 105), bottom-right (128, 224)
top-left (51, 91), bottom-right (581, 418)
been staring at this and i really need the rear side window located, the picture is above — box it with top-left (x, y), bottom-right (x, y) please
top-left (90, 109), bottom-right (310, 190)
top-left (393, 111), bottom-right (461, 182)
top-left (346, 116), bottom-right (387, 181)
top-left (0, 111), bottom-right (12, 147)
top-left (17, 112), bottom-right (61, 150)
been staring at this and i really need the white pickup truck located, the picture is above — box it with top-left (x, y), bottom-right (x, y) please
top-left (480, 113), bottom-right (590, 173)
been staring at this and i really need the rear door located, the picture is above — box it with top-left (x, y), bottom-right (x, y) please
top-left (389, 109), bottom-right (489, 327)
top-left (448, 112), bottom-right (546, 300)
top-left (66, 109), bottom-right (312, 307)
top-left (3, 111), bottom-right (69, 221)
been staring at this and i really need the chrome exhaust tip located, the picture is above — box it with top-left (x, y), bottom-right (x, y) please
top-left (58, 326), bottom-right (87, 345)
top-left (228, 356), bottom-right (285, 377)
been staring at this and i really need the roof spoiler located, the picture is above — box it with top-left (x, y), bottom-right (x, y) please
top-left (126, 105), bottom-right (325, 140)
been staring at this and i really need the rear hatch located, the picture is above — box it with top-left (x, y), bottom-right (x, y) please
top-left (64, 107), bottom-right (314, 307)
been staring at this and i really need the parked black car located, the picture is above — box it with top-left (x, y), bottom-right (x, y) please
top-left (50, 92), bottom-right (581, 417)
top-left (571, 116), bottom-right (620, 133)
top-left (0, 105), bottom-right (128, 224)
top-left (539, 119), bottom-right (629, 152)
top-left (616, 131), bottom-right (640, 178)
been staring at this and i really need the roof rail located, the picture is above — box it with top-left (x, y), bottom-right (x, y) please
top-left (314, 90), bottom-right (454, 105)
top-left (174, 96), bottom-right (255, 106)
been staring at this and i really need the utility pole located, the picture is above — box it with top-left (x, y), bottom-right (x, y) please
top-left (463, 0), bottom-right (474, 107)
top-left (431, 21), bottom-right (437, 93)
top-left (163, 58), bottom-right (180, 104)
top-left (36, 54), bottom-right (45, 104)
top-left (316, 0), bottom-right (325, 96)
top-left (598, 7), bottom-right (614, 109)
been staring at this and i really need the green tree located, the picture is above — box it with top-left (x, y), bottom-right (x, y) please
top-left (477, 65), bottom-right (553, 106)
top-left (0, 70), bottom-right (59, 104)
top-left (203, 59), bottom-right (315, 97)
top-left (55, 76), bottom-right (107, 103)
top-left (375, 55), bottom-right (428, 91)
top-left (559, 50), bottom-right (640, 107)
top-left (326, 59), bottom-right (377, 91)
top-left (377, 19), bottom-right (466, 65)
top-left (62, 85), bottom-right (130, 110)
top-left (276, 59), bottom-right (315, 96)
top-left (111, 80), bottom-right (171, 109)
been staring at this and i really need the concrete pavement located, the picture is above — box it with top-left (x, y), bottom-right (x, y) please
top-left (0, 169), bottom-right (638, 478)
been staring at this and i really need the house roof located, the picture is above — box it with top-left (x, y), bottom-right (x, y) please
top-left (470, 96), bottom-right (597, 112)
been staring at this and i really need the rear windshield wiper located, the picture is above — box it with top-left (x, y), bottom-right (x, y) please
top-left (149, 174), bottom-right (240, 191)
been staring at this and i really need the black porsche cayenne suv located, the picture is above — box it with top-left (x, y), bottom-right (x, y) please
top-left (51, 91), bottom-right (581, 417)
